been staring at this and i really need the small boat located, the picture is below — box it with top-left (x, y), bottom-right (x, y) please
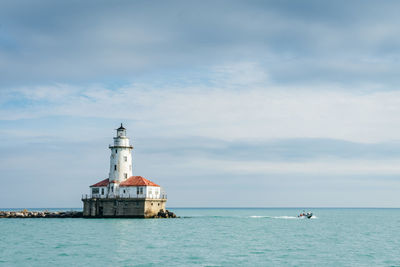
top-left (298, 211), bottom-right (313, 219)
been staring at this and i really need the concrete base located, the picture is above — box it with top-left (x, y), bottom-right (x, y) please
top-left (82, 198), bottom-right (167, 218)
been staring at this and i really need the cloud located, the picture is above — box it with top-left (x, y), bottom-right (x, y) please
top-left (2, 0), bottom-right (400, 87)
top-left (194, 158), bottom-right (400, 176)
top-left (2, 61), bottom-right (400, 143)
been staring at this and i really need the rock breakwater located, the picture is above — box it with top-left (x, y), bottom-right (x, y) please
top-left (0, 210), bottom-right (83, 218)
top-left (0, 209), bottom-right (178, 219)
top-left (154, 209), bottom-right (177, 218)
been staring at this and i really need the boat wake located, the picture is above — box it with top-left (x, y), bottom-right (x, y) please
top-left (273, 216), bottom-right (299, 219)
top-left (249, 215), bottom-right (318, 220)
top-left (181, 215), bottom-right (318, 219)
top-left (248, 215), bottom-right (297, 219)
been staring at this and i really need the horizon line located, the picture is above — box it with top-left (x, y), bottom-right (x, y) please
top-left (2, 206), bottom-right (400, 209)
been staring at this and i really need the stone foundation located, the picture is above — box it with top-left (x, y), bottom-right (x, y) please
top-left (82, 198), bottom-right (167, 218)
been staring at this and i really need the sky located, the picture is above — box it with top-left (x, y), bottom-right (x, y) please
top-left (2, 0), bottom-right (400, 207)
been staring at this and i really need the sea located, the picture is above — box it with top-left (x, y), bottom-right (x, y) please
top-left (1, 208), bottom-right (399, 266)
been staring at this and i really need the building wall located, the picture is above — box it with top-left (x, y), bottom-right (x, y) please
top-left (90, 186), bottom-right (108, 198)
top-left (82, 198), bottom-right (166, 218)
top-left (146, 186), bottom-right (161, 198)
top-left (119, 186), bottom-right (161, 198)
top-left (144, 199), bottom-right (167, 217)
top-left (108, 145), bottom-right (133, 182)
top-left (108, 182), bottom-right (119, 198)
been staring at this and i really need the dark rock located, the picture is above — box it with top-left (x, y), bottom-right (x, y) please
top-left (0, 210), bottom-right (85, 218)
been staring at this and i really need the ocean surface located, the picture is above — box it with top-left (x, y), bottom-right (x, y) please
top-left (1, 208), bottom-right (400, 266)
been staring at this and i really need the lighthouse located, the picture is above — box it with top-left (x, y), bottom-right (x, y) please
top-left (109, 124), bottom-right (133, 182)
top-left (108, 124), bottom-right (133, 196)
top-left (82, 124), bottom-right (167, 218)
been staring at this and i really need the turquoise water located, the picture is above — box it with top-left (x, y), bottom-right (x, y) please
top-left (1, 208), bottom-right (400, 266)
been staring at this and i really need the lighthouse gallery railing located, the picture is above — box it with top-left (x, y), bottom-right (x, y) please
top-left (82, 194), bottom-right (167, 200)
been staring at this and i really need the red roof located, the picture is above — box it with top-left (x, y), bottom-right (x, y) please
top-left (120, 176), bottom-right (160, 187)
top-left (90, 178), bottom-right (109, 187)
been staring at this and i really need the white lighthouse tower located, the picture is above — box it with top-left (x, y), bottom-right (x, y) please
top-left (108, 123), bottom-right (133, 196)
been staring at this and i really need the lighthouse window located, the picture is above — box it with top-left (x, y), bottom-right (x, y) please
top-left (124, 156), bottom-right (127, 162)
top-left (114, 165), bottom-right (117, 171)
top-left (92, 188), bottom-right (99, 194)
top-left (101, 188), bottom-right (104, 195)
top-left (124, 173), bottom-right (127, 179)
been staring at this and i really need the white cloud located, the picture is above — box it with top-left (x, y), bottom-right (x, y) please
top-left (2, 62), bottom-right (400, 143)
top-left (193, 158), bottom-right (400, 176)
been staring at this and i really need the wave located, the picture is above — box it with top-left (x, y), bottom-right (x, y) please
top-left (182, 215), bottom-right (318, 219)
top-left (248, 215), bottom-right (297, 219)
top-left (249, 215), bottom-right (318, 220)
top-left (249, 215), bottom-right (270, 218)
top-left (272, 216), bottom-right (298, 219)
